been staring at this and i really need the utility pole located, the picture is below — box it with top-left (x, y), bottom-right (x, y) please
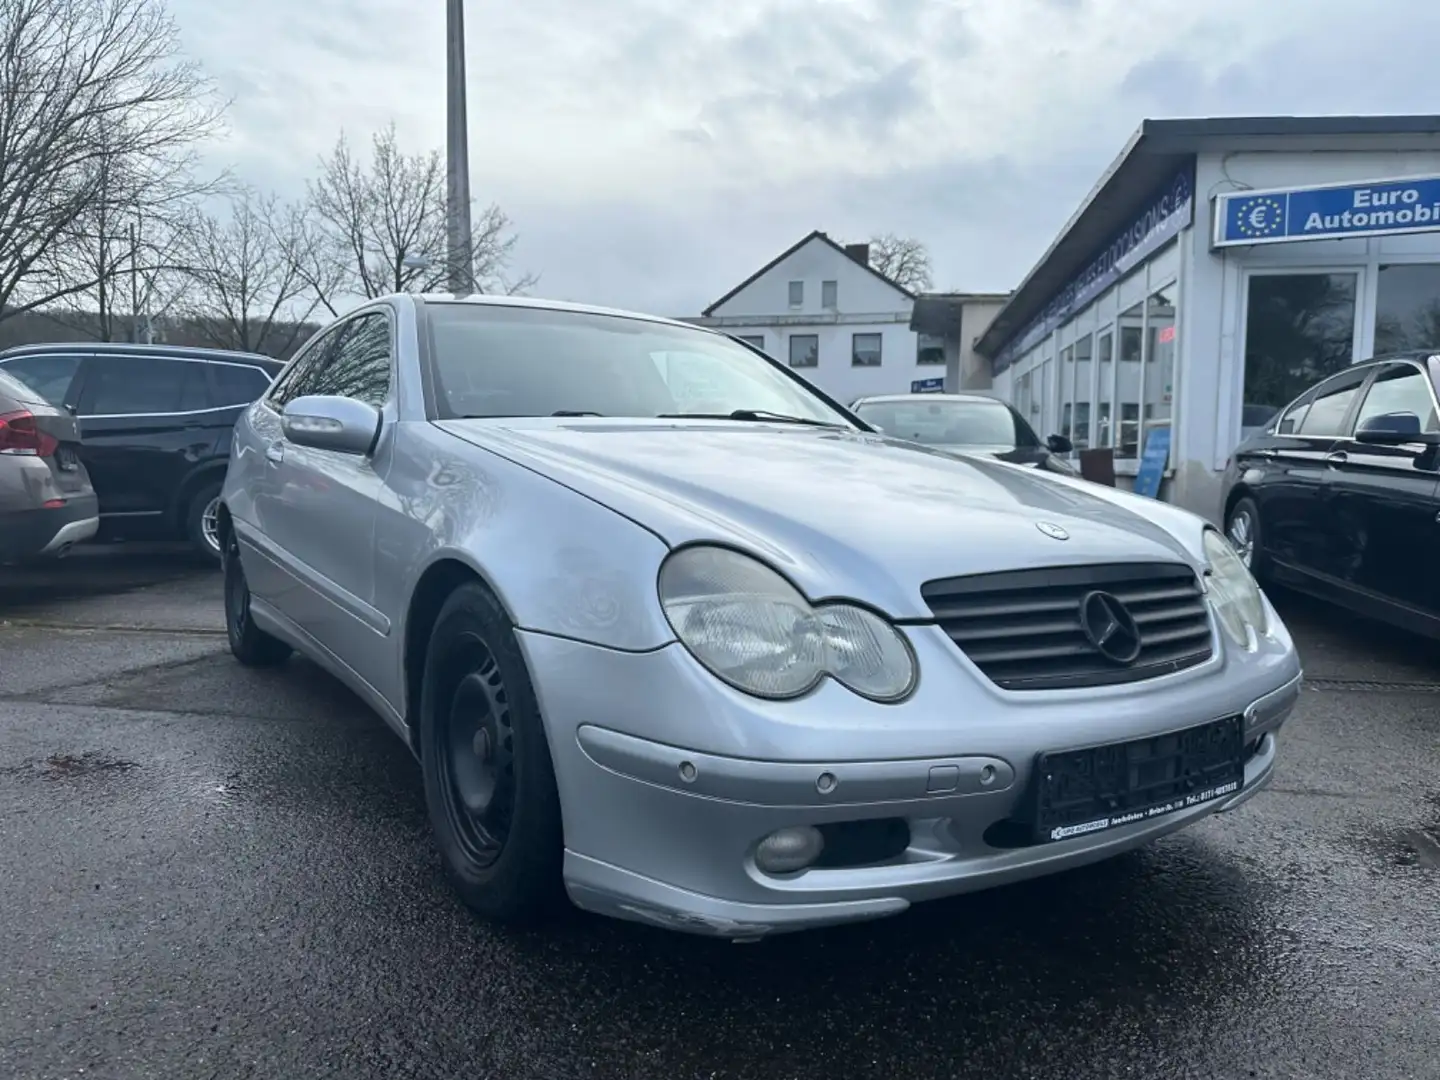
top-left (445, 0), bottom-right (474, 295)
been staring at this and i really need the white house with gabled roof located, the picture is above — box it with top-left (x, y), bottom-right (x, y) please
top-left (687, 231), bottom-right (943, 404)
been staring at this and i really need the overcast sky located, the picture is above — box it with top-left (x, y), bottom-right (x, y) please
top-left (171, 0), bottom-right (1438, 317)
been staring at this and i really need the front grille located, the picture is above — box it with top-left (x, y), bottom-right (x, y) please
top-left (921, 562), bottom-right (1214, 691)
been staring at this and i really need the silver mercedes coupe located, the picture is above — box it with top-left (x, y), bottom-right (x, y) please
top-left (218, 294), bottom-right (1302, 940)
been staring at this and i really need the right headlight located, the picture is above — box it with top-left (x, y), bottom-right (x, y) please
top-left (1201, 527), bottom-right (1268, 649)
top-left (657, 545), bottom-right (917, 702)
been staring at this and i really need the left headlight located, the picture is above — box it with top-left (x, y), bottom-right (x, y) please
top-left (1201, 528), bottom-right (1268, 649)
top-left (658, 545), bottom-right (917, 702)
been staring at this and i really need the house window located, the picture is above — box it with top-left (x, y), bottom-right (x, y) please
top-left (916, 333), bottom-right (945, 365)
top-left (821, 280), bottom-right (838, 309)
top-left (852, 333), bottom-right (882, 367)
top-left (738, 335), bottom-right (765, 351)
top-left (789, 334), bottom-right (818, 368)
top-left (788, 281), bottom-right (804, 307)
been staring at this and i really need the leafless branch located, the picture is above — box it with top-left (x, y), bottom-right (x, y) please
top-left (304, 122), bottom-right (533, 308)
top-left (867, 233), bottom-right (933, 292)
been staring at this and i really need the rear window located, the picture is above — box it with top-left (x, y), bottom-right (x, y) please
top-left (210, 363), bottom-right (272, 407)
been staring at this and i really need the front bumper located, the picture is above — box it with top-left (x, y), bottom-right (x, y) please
top-left (519, 601), bottom-right (1302, 940)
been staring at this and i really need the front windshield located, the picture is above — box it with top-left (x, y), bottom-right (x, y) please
top-left (853, 398), bottom-right (1040, 449)
top-left (424, 303), bottom-right (855, 426)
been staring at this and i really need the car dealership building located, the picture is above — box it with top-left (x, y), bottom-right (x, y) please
top-left (956, 115), bottom-right (1440, 521)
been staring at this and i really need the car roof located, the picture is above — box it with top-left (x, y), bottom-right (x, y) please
top-left (412, 292), bottom-right (717, 335)
top-left (851, 392), bottom-right (1010, 406)
top-left (0, 341), bottom-right (283, 370)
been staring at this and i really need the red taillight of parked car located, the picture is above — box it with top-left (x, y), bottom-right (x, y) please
top-left (0, 409), bottom-right (60, 457)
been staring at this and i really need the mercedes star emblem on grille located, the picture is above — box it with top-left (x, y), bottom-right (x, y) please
top-left (1078, 590), bottom-right (1143, 664)
top-left (1035, 521), bottom-right (1070, 540)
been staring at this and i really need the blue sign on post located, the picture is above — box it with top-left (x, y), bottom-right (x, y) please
top-left (1132, 427), bottom-right (1171, 500)
top-left (911, 377), bottom-right (945, 393)
top-left (1214, 175), bottom-right (1440, 247)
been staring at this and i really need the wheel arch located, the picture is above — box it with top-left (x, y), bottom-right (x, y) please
top-left (402, 554), bottom-right (518, 754)
top-left (1222, 483), bottom-right (1255, 523)
top-left (171, 460), bottom-right (229, 530)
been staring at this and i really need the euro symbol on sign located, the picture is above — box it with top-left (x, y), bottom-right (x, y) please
top-left (1247, 205), bottom-right (1269, 230)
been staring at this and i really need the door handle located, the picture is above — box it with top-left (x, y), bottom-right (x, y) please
top-left (265, 443), bottom-right (284, 465)
top-left (1324, 450), bottom-right (1348, 467)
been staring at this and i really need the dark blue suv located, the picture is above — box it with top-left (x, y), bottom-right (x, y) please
top-left (0, 342), bottom-right (283, 561)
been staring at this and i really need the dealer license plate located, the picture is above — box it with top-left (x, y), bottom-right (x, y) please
top-left (1032, 716), bottom-right (1244, 844)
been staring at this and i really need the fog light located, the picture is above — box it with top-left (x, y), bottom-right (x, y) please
top-left (754, 826), bottom-right (824, 874)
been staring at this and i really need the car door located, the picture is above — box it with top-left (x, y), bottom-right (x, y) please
top-left (264, 310), bottom-right (395, 673)
top-left (72, 355), bottom-right (212, 523)
top-left (1324, 359), bottom-right (1440, 615)
top-left (1253, 367), bottom-right (1368, 576)
top-left (234, 333), bottom-right (337, 604)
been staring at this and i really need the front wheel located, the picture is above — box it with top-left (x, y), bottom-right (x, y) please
top-left (1225, 496), bottom-right (1267, 580)
top-left (419, 582), bottom-right (563, 923)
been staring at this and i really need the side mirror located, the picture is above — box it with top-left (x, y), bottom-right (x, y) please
top-left (1046, 433), bottom-right (1074, 454)
top-left (1354, 412), bottom-right (1436, 445)
top-left (282, 395), bottom-right (381, 455)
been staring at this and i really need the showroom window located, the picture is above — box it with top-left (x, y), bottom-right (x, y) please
top-left (788, 334), bottom-right (818, 368)
top-left (1095, 329), bottom-right (1114, 448)
top-left (1243, 272), bottom-right (1357, 416)
top-left (851, 333), bottom-right (882, 367)
top-left (1058, 343), bottom-right (1075, 440)
top-left (916, 333), bottom-right (945, 364)
top-left (1072, 334), bottom-right (1093, 450)
top-left (1116, 302), bottom-right (1144, 458)
top-left (1375, 264), bottom-right (1440, 354)
top-left (1144, 286), bottom-right (1176, 441)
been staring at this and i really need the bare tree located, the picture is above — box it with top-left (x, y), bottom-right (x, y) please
top-left (867, 233), bottom-right (933, 292)
top-left (175, 186), bottom-right (327, 356)
top-left (303, 123), bottom-right (534, 315)
top-left (0, 0), bottom-right (225, 324)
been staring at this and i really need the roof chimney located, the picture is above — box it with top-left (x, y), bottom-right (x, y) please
top-left (843, 242), bottom-right (870, 267)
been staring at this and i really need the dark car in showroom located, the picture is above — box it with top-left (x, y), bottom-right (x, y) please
top-left (849, 392), bottom-right (1078, 476)
top-left (0, 342), bottom-right (283, 561)
top-left (1221, 350), bottom-right (1440, 638)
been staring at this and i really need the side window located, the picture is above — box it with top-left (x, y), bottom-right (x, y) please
top-left (1297, 369), bottom-right (1367, 436)
top-left (210, 363), bottom-right (273, 408)
top-left (0, 354), bottom-right (82, 406)
top-left (303, 313), bottom-right (392, 408)
top-left (1352, 362), bottom-right (1440, 434)
top-left (78, 356), bottom-right (202, 416)
top-left (1276, 391), bottom-right (1314, 434)
top-left (268, 331), bottom-right (340, 409)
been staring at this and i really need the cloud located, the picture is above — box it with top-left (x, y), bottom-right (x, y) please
top-left (166, 0), bottom-right (1439, 316)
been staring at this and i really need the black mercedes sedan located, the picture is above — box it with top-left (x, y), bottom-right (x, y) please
top-left (1220, 350), bottom-right (1440, 639)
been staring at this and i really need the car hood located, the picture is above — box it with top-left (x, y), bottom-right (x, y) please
top-left (436, 419), bottom-right (1202, 619)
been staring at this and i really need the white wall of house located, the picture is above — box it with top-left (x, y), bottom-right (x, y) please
top-left (692, 234), bottom-right (936, 404)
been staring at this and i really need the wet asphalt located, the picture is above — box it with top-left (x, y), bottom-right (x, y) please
top-left (0, 546), bottom-right (1438, 1080)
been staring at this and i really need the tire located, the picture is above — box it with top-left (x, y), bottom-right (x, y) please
top-left (1225, 496), bottom-right (1267, 580)
top-left (419, 581), bottom-right (563, 923)
top-left (223, 529), bottom-right (292, 668)
top-left (185, 480), bottom-right (225, 564)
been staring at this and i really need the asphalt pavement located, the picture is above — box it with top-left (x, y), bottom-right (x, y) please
top-left (1, 544), bottom-right (1438, 1080)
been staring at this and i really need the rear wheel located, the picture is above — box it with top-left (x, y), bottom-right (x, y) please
top-left (186, 481), bottom-right (224, 564)
top-left (224, 529), bottom-right (292, 668)
top-left (419, 582), bottom-right (563, 923)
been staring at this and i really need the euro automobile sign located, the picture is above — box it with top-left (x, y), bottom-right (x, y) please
top-left (1213, 175), bottom-right (1440, 248)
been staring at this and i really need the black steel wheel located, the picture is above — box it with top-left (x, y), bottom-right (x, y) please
top-left (224, 529), bottom-right (292, 667)
top-left (419, 581), bottom-right (563, 922)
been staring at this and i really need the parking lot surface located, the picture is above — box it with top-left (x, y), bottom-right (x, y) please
top-left (2, 545), bottom-right (1438, 1080)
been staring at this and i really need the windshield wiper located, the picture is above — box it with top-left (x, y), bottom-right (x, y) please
top-left (656, 409), bottom-right (845, 428)
top-left (550, 410), bottom-right (604, 417)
